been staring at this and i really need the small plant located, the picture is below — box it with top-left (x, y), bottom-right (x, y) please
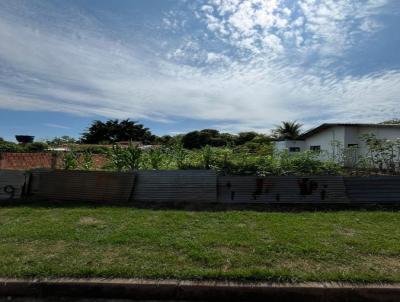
top-left (201, 145), bottom-right (213, 169)
top-left (360, 133), bottom-right (400, 174)
top-left (81, 151), bottom-right (94, 171)
top-left (63, 151), bottom-right (78, 170)
top-left (125, 142), bottom-right (142, 171)
top-left (172, 143), bottom-right (187, 169)
top-left (148, 148), bottom-right (163, 170)
top-left (107, 145), bottom-right (127, 171)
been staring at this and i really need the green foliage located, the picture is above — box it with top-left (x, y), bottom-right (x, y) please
top-left (24, 142), bottom-right (48, 152)
top-left (77, 145), bottom-right (110, 154)
top-left (201, 145), bottom-right (213, 169)
top-left (124, 143), bottom-right (142, 171)
top-left (80, 152), bottom-right (94, 171)
top-left (1, 207), bottom-right (400, 282)
top-left (47, 136), bottom-right (76, 146)
top-left (81, 119), bottom-right (154, 144)
top-left (0, 141), bottom-right (22, 152)
top-left (0, 141), bottom-right (48, 152)
top-left (181, 129), bottom-right (236, 149)
top-left (171, 143), bottom-right (187, 169)
top-left (107, 145), bottom-right (128, 172)
top-left (360, 133), bottom-right (400, 173)
top-left (62, 151), bottom-right (78, 170)
top-left (273, 121), bottom-right (303, 140)
top-left (106, 142), bottom-right (143, 171)
top-left (146, 148), bottom-right (163, 170)
top-left (235, 132), bottom-right (258, 145)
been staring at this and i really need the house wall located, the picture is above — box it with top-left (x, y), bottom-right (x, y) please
top-left (275, 140), bottom-right (305, 152)
top-left (304, 126), bottom-right (346, 154)
top-left (275, 125), bottom-right (400, 162)
top-left (356, 127), bottom-right (400, 155)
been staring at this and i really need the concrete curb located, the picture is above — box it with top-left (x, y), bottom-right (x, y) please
top-left (0, 279), bottom-right (400, 301)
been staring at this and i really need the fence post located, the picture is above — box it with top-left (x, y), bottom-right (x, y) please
top-left (51, 152), bottom-right (58, 169)
top-left (0, 153), bottom-right (3, 170)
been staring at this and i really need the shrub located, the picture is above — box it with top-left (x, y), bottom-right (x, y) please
top-left (106, 145), bottom-right (128, 172)
top-left (147, 148), bottom-right (163, 170)
top-left (0, 141), bottom-right (23, 152)
top-left (24, 142), bottom-right (48, 152)
top-left (124, 143), bottom-right (142, 171)
top-left (62, 151), bottom-right (78, 170)
top-left (80, 152), bottom-right (94, 171)
top-left (0, 141), bottom-right (48, 152)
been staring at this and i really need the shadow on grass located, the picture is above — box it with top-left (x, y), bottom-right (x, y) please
top-left (1, 198), bottom-right (400, 212)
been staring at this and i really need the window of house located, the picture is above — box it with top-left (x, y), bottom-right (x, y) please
top-left (348, 144), bottom-right (358, 148)
top-left (289, 147), bottom-right (300, 152)
top-left (310, 145), bottom-right (321, 151)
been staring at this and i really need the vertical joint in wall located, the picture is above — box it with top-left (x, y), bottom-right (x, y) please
top-left (51, 152), bottom-right (58, 170)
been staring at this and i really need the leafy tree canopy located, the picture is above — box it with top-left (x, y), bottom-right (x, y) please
top-left (47, 136), bottom-right (76, 146)
top-left (80, 119), bottom-right (154, 144)
top-left (273, 121), bottom-right (303, 140)
top-left (182, 129), bottom-right (234, 149)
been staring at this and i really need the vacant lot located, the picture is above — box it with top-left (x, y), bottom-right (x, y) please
top-left (0, 206), bottom-right (399, 282)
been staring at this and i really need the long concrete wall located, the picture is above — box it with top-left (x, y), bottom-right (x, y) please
top-left (1, 169), bottom-right (400, 205)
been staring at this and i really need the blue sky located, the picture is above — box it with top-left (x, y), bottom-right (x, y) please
top-left (0, 0), bottom-right (399, 141)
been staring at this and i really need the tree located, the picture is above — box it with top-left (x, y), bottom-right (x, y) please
top-left (273, 121), bottom-right (303, 140)
top-left (80, 119), bottom-right (154, 144)
top-left (235, 132), bottom-right (258, 145)
top-left (182, 129), bottom-right (231, 149)
top-left (47, 136), bottom-right (76, 146)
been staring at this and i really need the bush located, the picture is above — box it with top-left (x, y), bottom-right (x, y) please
top-left (0, 141), bottom-right (48, 152)
top-left (0, 141), bottom-right (23, 152)
top-left (24, 142), bottom-right (48, 152)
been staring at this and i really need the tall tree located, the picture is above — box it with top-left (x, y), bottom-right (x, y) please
top-left (273, 121), bottom-right (303, 140)
top-left (182, 129), bottom-right (232, 149)
top-left (80, 119), bottom-right (154, 144)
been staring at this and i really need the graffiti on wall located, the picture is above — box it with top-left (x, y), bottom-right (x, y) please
top-left (0, 171), bottom-right (28, 200)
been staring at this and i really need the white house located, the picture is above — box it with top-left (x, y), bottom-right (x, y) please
top-left (275, 123), bottom-right (400, 158)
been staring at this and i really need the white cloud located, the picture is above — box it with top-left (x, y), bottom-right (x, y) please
top-left (197, 0), bottom-right (390, 61)
top-left (0, 0), bottom-right (398, 134)
top-left (44, 123), bottom-right (71, 129)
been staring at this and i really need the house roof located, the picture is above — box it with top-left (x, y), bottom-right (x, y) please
top-left (298, 123), bottom-right (400, 139)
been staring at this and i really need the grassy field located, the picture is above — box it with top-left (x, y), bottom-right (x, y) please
top-left (0, 206), bottom-right (399, 282)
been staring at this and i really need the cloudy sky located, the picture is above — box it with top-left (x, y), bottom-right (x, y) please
top-left (0, 0), bottom-right (399, 140)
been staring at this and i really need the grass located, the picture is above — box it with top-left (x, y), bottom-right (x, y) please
top-left (0, 206), bottom-right (399, 283)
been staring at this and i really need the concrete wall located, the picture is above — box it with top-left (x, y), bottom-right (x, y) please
top-left (133, 170), bottom-right (217, 202)
top-left (0, 170), bottom-right (29, 200)
top-left (1, 169), bottom-right (400, 205)
top-left (29, 170), bottom-right (135, 203)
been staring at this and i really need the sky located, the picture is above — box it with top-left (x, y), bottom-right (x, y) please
top-left (0, 0), bottom-right (399, 141)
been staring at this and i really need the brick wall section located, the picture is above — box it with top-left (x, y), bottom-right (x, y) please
top-left (0, 153), bottom-right (108, 170)
top-left (0, 153), bottom-right (54, 170)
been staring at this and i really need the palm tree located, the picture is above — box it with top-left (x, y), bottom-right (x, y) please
top-left (273, 121), bottom-right (303, 140)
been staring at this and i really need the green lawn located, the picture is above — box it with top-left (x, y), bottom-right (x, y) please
top-left (0, 206), bottom-right (399, 282)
